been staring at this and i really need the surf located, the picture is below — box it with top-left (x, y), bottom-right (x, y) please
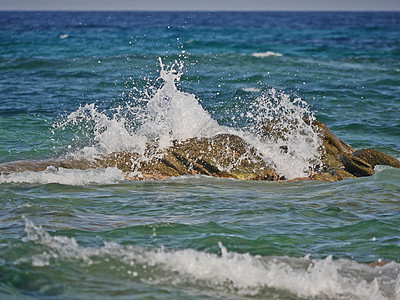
top-left (18, 217), bottom-right (400, 300)
top-left (1, 59), bottom-right (398, 184)
top-left (52, 58), bottom-right (323, 180)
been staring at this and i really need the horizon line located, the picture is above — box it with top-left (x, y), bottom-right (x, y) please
top-left (1, 9), bottom-right (399, 12)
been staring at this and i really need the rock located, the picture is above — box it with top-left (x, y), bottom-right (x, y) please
top-left (335, 148), bottom-right (400, 178)
top-left (0, 120), bottom-right (399, 182)
top-left (352, 148), bottom-right (400, 169)
top-left (339, 152), bottom-right (375, 177)
top-left (369, 260), bottom-right (391, 268)
top-left (336, 148), bottom-right (400, 178)
top-left (310, 120), bottom-right (354, 171)
top-left (310, 167), bottom-right (356, 182)
top-left (309, 121), bottom-right (400, 181)
top-left (103, 134), bottom-right (283, 181)
top-left (0, 158), bottom-right (99, 175)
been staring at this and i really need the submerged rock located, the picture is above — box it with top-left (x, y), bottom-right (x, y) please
top-left (0, 121), bottom-right (399, 182)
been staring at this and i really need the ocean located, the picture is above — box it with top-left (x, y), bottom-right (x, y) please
top-left (0, 11), bottom-right (399, 299)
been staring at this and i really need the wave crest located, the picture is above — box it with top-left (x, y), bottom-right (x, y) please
top-left (19, 218), bottom-right (400, 299)
top-left (53, 59), bottom-right (321, 179)
top-left (252, 51), bottom-right (283, 58)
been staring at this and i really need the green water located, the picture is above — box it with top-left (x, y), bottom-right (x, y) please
top-left (1, 169), bottom-right (400, 299)
top-left (1, 11), bottom-right (400, 299)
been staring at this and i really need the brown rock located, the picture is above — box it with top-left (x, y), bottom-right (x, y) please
top-left (310, 167), bottom-right (356, 182)
top-left (352, 148), bottom-right (400, 169)
top-left (1, 120), bottom-right (399, 183)
top-left (339, 152), bottom-right (375, 177)
top-left (369, 260), bottom-right (391, 268)
top-left (311, 120), bottom-right (354, 170)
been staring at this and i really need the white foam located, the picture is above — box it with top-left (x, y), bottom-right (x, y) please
top-left (137, 58), bottom-right (221, 149)
top-left (56, 58), bottom-right (222, 157)
top-left (53, 59), bottom-right (322, 180)
top-left (241, 87), bottom-right (262, 92)
top-left (374, 165), bottom-right (396, 173)
top-left (0, 167), bottom-right (125, 185)
top-left (252, 51), bottom-right (283, 58)
top-left (56, 103), bottom-right (148, 157)
top-left (241, 88), bottom-right (322, 179)
top-left (19, 218), bottom-right (399, 299)
top-left (59, 34), bottom-right (69, 39)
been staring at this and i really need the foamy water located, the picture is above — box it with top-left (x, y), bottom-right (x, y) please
top-left (252, 51), bottom-right (283, 57)
top-left (241, 87), bottom-right (262, 92)
top-left (0, 167), bottom-right (125, 185)
top-left (20, 218), bottom-right (400, 299)
top-left (55, 59), bottom-right (322, 179)
top-left (2, 11), bottom-right (399, 300)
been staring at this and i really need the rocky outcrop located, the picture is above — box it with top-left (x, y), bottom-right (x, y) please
top-left (0, 121), bottom-right (399, 182)
top-left (95, 134), bottom-right (282, 181)
top-left (309, 121), bottom-right (399, 181)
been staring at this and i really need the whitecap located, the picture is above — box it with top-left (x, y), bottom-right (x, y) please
top-left (59, 34), bottom-right (69, 39)
top-left (241, 87), bottom-right (262, 92)
top-left (252, 51), bottom-right (283, 58)
top-left (19, 218), bottom-right (399, 299)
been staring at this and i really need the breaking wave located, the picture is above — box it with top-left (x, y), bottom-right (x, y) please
top-left (54, 58), bottom-right (322, 179)
top-left (252, 51), bottom-right (283, 58)
top-left (18, 218), bottom-right (400, 299)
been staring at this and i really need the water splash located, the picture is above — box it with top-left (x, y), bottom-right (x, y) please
top-left (54, 59), bottom-right (322, 179)
top-left (136, 57), bottom-right (221, 149)
top-left (19, 218), bottom-right (400, 299)
top-left (55, 58), bottom-right (221, 157)
top-left (244, 89), bottom-right (322, 178)
top-left (55, 103), bottom-right (148, 157)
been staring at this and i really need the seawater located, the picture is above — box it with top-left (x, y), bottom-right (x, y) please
top-left (0, 11), bottom-right (399, 299)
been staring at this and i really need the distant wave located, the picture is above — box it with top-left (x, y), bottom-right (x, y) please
top-left (252, 51), bottom-right (283, 58)
top-left (241, 87), bottom-right (262, 92)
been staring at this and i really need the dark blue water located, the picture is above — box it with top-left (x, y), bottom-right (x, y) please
top-left (0, 11), bottom-right (399, 299)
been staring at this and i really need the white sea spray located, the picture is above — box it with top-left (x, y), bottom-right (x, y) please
top-left (136, 58), bottom-right (221, 149)
top-left (54, 59), bottom-right (322, 180)
top-left (243, 88), bottom-right (322, 179)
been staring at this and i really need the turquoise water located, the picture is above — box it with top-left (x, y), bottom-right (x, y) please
top-left (0, 12), bottom-right (400, 299)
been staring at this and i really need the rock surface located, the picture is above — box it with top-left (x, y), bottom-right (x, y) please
top-left (96, 134), bottom-right (283, 181)
top-left (0, 120), bottom-right (399, 182)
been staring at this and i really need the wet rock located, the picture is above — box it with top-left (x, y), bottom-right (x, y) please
top-left (0, 158), bottom-right (98, 175)
top-left (310, 167), bottom-right (356, 182)
top-left (307, 121), bottom-right (400, 181)
top-left (1, 120), bottom-right (399, 182)
top-left (117, 134), bottom-right (282, 181)
top-left (339, 152), bottom-right (375, 177)
top-left (369, 260), bottom-right (391, 268)
top-left (311, 120), bottom-right (354, 170)
top-left (334, 148), bottom-right (400, 178)
top-left (352, 148), bottom-right (400, 169)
